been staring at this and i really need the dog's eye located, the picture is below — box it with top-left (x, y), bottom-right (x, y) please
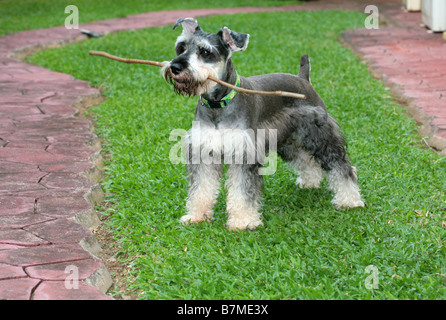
top-left (176, 44), bottom-right (186, 55)
top-left (200, 48), bottom-right (211, 58)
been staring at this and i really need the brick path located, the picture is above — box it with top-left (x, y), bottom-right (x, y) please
top-left (0, 0), bottom-right (444, 299)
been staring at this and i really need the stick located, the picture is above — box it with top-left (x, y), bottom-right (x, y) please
top-left (89, 50), bottom-right (306, 100)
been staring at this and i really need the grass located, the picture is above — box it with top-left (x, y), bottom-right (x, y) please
top-left (0, 0), bottom-right (297, 37)
top-left (28, 10), bottom-right (446, 299)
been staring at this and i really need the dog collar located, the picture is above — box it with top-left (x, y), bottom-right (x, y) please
top-left (200, 71), bottom-right (240, 109)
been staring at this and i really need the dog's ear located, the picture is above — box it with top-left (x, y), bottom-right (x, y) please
top-left (173, 17), bottom-right (201, 35)
top-left (220, 27), bottom-right (250, 52)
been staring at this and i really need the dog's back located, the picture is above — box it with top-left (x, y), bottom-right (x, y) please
top-left (240, 54), bottom-right (319, 108)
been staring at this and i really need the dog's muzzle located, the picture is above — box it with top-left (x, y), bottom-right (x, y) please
top-left (162, 63), bottom-right (201, 97)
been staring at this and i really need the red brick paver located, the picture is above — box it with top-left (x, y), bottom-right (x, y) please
top-left (1, 0), bottom-right (444, 300)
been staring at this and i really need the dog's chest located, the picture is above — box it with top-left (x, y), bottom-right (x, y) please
top-left (186, 121), bottom-right (255, 160)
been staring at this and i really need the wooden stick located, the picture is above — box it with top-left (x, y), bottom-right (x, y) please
top-left (89, 50), bottom-right (306, 100)
top-left (89, 50), bottom-right (165, 67)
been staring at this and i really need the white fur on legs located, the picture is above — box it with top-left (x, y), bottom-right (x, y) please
top-left (225, 165), bottom-right (263, 231)
top-left (327, 166), bottom-right (364, 209)
top-left (226, 193), bottom-right (263, 231)
top-left (180, 164), bottom-right (222, 225)
top-left (291, 149), bottom-right (324, 189)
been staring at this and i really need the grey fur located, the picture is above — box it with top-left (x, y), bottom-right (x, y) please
top-left (162, 19), bottom-right (364, 231)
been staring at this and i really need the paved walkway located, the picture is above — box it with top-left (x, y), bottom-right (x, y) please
top-left (0, 0), bottom-right (445, 299)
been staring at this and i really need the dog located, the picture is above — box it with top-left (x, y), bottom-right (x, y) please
top-left (161, 18), bottom-right (364, 231)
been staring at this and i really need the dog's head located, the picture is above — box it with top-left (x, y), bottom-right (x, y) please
top-left (161, 18), bottom-right (249, 96)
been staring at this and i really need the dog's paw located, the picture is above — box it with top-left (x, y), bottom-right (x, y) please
top-left (295, 177), bottom-right (321, 189)
top-left (332, 198), bottom-right (365, 209)
top-left (227, 218), bottom-right (264, 231)
top-left (179, 214), bottom-right (212, 225)
top-left (179, 215), bottom-right (197, 225)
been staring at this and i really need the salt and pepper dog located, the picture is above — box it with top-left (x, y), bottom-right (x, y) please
top-left (162, 18), bottom-right (364, 231)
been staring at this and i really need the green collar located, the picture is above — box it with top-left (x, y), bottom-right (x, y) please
top-left (200, 71), bottom-right (240, 109)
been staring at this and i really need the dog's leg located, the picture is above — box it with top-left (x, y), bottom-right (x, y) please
top-left (180, 163), bottom-right (222, 225)
top-left (226, 164), bottom-right (263, 231)
top-left (327, 165), bottom-right (364, 208)
top-left (326, 164), bottom-right (364, 209)
top-left (291, 149), bottom-right (324, 189)
top-left (317, 158), bottom-right (364, 209)
top-left (278, 142), bottom-right (323, 188)
top-left (297, 111), bottom-right (364, 209)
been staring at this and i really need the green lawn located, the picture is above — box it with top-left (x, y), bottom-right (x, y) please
top-left (28, 10), bottom-right (446, 299)
top-left (0, 0), bottom-right (297, 36)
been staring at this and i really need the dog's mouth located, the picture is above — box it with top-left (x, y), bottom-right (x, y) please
top-left (163, 67), bottom-right (201, 97)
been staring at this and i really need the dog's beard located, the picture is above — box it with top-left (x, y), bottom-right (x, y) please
top-left (164, 68), bottom-right (200, 96)
top-left (162, 64), bottom-right (217, 97)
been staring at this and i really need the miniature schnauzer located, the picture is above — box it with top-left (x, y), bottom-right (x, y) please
top-left (162, 18), bottom-right (364, 231)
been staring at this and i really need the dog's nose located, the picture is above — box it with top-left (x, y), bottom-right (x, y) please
top-left (170, 62), bottom-right (182, 75)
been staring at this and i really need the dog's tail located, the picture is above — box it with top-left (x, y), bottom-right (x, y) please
top-left (297, 54), bottom-right (310, 81)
